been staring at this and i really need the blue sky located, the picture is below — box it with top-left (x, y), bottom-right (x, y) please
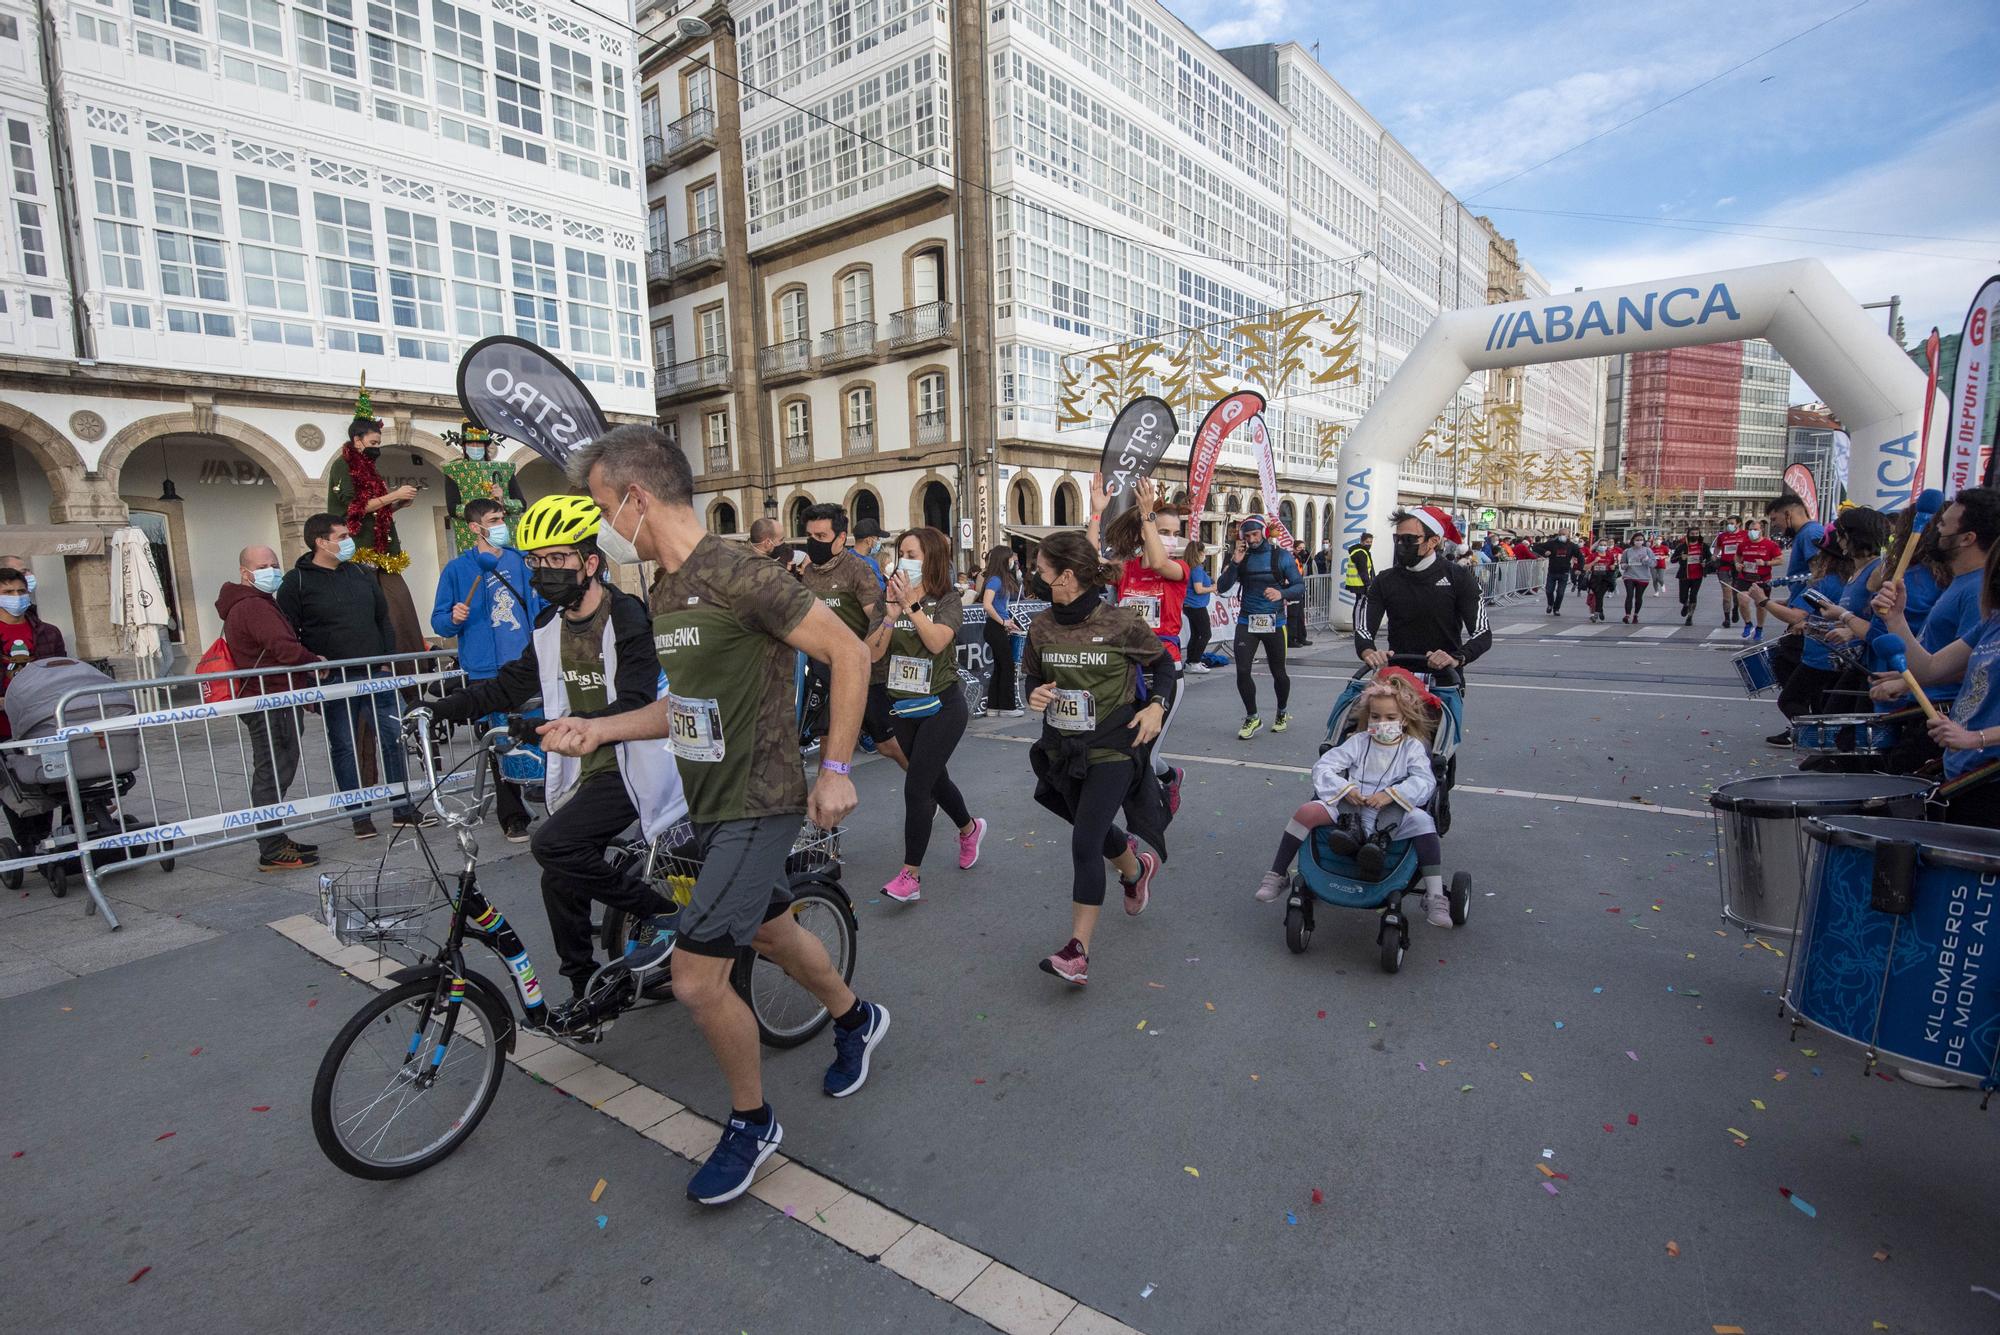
top-left (1181, 0), bottom-right (2000, 357)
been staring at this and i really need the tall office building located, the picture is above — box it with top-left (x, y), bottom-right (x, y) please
top-left (0, 0), bottom-right (651, 656)
top-left (637, 0), bottom-right (1591, 560)
top-left (1608, 337), bottom-right (1790, 528)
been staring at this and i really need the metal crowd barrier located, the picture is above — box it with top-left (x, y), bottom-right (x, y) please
top-left (1472, 558), bottom-right (1549, 604)
top-left (0, 650), bottom-right (473, 930)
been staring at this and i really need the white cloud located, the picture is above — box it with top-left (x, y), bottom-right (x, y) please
top-left (1536, 96), bottom-right (2000, 342)
top-left (1194, 0), bottom-right (1288, 48)
top-left (1714, 196), bottom-right (1737, 207)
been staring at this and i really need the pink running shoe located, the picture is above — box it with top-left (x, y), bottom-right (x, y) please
top-left (1038, 939), bottom-right (1088, 986)
top-left (957, 817), bottom-right (987, 870)
top-left (1121, 837), bottom-right (1158, 916)
top-left (883, 869), bottom-right (923, 904)
top-left (1165, 766), bottom-right (1185, 817)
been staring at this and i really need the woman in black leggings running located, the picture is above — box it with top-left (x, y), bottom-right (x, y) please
top-left (1218, 515), bottom-right (1305, 739)
top-left (875, 526), bottom-right (986, 905)
top-left (1022, 531), bottom-right (1172, 987)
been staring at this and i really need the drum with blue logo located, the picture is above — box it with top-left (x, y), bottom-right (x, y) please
top-left (1788, 817), bottom-right (2000, 1091)
top-left (1792, 712), bottom-right (1899, 764)
top-left (1731, 642), bottom-right (1779, 697)
top-left (1709, 774), bottom-right (1931, 936)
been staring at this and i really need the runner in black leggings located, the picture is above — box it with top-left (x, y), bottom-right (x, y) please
top-left (1218, 515), bottom-right (1304, 740)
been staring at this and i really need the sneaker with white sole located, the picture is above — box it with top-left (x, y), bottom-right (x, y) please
top-left (957, 817), bottom-right (987, 870)
top-left (1238, 716), bottom-right (1263, 740)
top-left (823, 1001), bottom-right (890, 1097)
top-left (882, 868), bottom-right (922, 903)
top-left (686, 1112), bottom-right (784, 1205)
top-left (1423, 886), bottom-right (1453, 929)
top-left (1039, 939), bottom-right (1088, 986)
top-left (1121, 837), bottom-right (1158, 916)
top-left (1255, 870), bottom-right (1286, 903)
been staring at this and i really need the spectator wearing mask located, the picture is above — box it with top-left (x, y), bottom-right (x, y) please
top-left (850, 519), bottom-right (889, 586)
top-left (277, 514), bottom-right (432, 839)
top-left (217, 545), bottom-right (324, 872)
top-left (748, 517), bottom-right (783, 559)
top-left (1619, 537), bottom-right (1655, 623)
top-left (0, 565), bottom-right (70, 861)
top-left (431, 497), bottom-right (540, 841)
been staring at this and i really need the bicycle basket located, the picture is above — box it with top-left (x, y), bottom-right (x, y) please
top-left (644, 822), bottom-right (843, 904)
top-left (318, 868), bottom-right (448, 953)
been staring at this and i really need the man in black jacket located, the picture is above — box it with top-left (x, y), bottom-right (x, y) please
top-left (276, 514), bottom-right (427, 837)
top-left (1534, 531), bottom-right (1580, 615)
top-left (421, 498), bottom-right (679, 1030)
top-left (1356, 506), bottom-right (1492, 672)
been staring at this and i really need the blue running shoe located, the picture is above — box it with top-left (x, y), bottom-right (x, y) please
top-left (858, 732), bottom-right (879, 755)
top-left (1741, 624), bottom-right (1753, 640)
top-left (686, 1111), bottom-right (784, 1205)
top-left (1753, 627), bottom-right (1765, 642)
top-left (622, 913), bottom-right (679, 973)
top-left (823, 1001), bottom-right (891, 1098)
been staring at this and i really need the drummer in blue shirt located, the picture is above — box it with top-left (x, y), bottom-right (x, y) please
top-left (1888, 538), bottom-right (2000, 827)
top-left (1759, 490), bottom-right (1824, 700)
top-left (1867, 489), bottom-right (2000, 712)
top-left (1745, 506), bottom-right (1885, 746)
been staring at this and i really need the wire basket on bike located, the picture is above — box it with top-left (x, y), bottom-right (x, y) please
top-left (644, 821), bottom-right (842, 906)
top-left (318, 868), bottom-right (448, 960)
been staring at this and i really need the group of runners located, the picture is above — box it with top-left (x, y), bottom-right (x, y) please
top-left (410, 437), bottom-right (1500, 1208)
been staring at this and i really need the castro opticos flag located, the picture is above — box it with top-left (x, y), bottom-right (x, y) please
top-left (1184, 390), bottom-right (1264, 522)
top-left (1782, 463), bottom-right (1819, 519)
top-left (1244, 413), bottom-right (1295, 551)
top-left (1095, 395), bottom-right (1179, 533)
top-left (1946, 274), bottom-right (2000, 497)
top-left (457, 335), bottom-right (610, 469)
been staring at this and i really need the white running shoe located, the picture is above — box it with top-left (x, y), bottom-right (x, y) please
top-left (1423, 886), bottom-right (1453, 929)
top-left (1255, 871), bottom-right (1286, 903)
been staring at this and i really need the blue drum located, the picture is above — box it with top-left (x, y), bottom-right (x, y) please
top-left (1792, 712), bottom-right (1899, 763)
top-left (1788, 817), bottom-right (2000, 1091)
top-left (1731, 642), bottom-right (1779, 697)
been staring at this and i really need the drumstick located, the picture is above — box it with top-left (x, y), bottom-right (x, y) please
top-left (1900, 670), bottom-right (1941, 721)
top-left (1891, 488), bottom-right (1946, 582)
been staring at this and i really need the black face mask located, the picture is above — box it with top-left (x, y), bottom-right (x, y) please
top-left (531, 567), bottom-right (590, 610)
top-left (804, 537), bottom-right (836, 566)
top-left (361, 445), bottom-right (382, 461)
top-left (1026, 575), bottom-right (1052, 601)
top-left (1392, 534), bottom-right (1424, 568)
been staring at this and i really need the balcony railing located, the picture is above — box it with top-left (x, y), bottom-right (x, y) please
top-left (665, 107), bottom-right (718, 163)
top-left (915, 409), bottom-right (948, 447)
top-left (643, 132), bottom-right (668, 178)
top-left (846, 423), bottom-right (875, 454)
top-left (645, 248), bottom-right (671, 286)
top-left (784, 432), bottom-right (812, 463)
top-left (657, 352), bottom-right (730, 398)
top-left (672, 227), bottom-right (724, 275)
top-left (758, 337), bottom-right (811, 380)
top-left (818, 320), bottom-right (877, 364)
top-left (706, 444), bottom-right (730, 471)
top-left (886, 300), bottom-right (952, 348)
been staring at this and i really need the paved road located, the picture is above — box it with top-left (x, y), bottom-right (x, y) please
top-left (6, 578), bottom-right (1996, 1335)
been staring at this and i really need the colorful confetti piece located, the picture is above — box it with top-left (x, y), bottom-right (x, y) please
top-left (1628, 1114), bottom-right (1640, 1126)
top-left (590, 1178), bottom-right (607, 1203)
top-left (1542, 1181), bottom-right (1559, 1196)
top-left (1183, 1166), bottom-right (1199, 1178)
top-left (1310, 1188), bottom-right (1324, 1205)
top-left (127, 1267), bottom-right (151, 1284)
top-left (1665, 1241), bottom-right (1680, 1257)
top-left (595, 1215), bottom-right (608, 1229)
top-left (154, 1132), bottom-right (176, 1142)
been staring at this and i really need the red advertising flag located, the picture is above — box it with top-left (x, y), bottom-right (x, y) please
top-left (1184, 390), bottom-right (1265, 522)
top-left (1782, 463), bottom-right (1818, 519)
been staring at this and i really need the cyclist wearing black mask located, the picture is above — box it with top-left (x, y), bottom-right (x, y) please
top-left (1356, 506), bottom-right (1491, 673)
top-left (423, 493), bottom-right (686, 1034)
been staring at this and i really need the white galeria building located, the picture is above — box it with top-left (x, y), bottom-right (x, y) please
top-left (0, 0), bottom-right (651, 661)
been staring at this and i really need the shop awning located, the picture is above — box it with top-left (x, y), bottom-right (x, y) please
top-left (0, 523), bottom-right (122, 556)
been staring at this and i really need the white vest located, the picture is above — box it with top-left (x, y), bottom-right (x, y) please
top-left (532, 607), bottom-right (688, 839)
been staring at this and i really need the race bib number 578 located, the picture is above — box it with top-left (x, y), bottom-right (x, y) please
top-left (668, 693), bottom-right (725, 762)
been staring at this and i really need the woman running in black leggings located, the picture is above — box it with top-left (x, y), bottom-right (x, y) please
top-left (1022, 531), bottom-right (1171, 987)
top-left (875, 526), bottom-right (985, 904)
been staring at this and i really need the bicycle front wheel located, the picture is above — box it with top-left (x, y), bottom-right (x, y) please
top-left (311, 979), bottom-right (507, 1179)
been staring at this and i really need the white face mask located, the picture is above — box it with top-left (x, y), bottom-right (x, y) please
top-left (1368, 718), bottom-right (1404, 743)
top-left (596, 490), bottom-right (641, 566)
top-left (1161, 534), bottom-right (1187, 558)
top-left (1747, 528), bottom-right (1762, 540)
top-left (465, 446), bottom-right (487, 462)
top-left (251, 566), bottom-right (284, 593)
top-left (486, 523), bottom-right (510, 548)
top-left (897, 557), bottom-right (925, 586)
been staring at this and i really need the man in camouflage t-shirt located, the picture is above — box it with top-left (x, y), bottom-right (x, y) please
top-left (546, 426), bottom-right (891, 1209)
top-left (797, 502), bottom-right (889, 750)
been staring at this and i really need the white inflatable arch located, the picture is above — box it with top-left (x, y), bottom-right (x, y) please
top-left (1331, 258), bottom-right (1943, 625)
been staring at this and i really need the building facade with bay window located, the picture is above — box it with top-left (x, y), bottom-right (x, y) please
top-left (0, 0), bottom-right (651, 659)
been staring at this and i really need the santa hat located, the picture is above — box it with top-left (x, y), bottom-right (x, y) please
top-left (1411, 505), bottom-right (1462, 547)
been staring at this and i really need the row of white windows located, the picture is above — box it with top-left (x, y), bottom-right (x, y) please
top-left (652, 255), bottom-right (942, 366)
top-left (85, 143), bottom-right (643, 375)
top-left (776, 373), bottom-right (948, 439)
top-left (77, 0), bottom-right (632, 184)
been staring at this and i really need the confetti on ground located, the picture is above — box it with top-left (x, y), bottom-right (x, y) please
top-left (250, 1106), bottom-right (271, 1113)
top-left (1542, 1181), bottom-right (1559, 1196)
top-left (1146, 982), bottom-right (1165, 990)
top-left (1778, 1188), bottom-right (1815, 1217)
top-left (1520, 1072), bottom-right (1534, 1082)
top-left (127, 1267), bottom-right (151, 1284)
top-left (1311, 1189), bottom-right (1324, 1205)
top-left (1873, 1249), bottom-right (1890, 1262)
top-left (1800, 1049), bottom-right (1817, 1057)
top-left (1728, 1128), bottom-right (1750, 1143)
top-left (1140, 1285), bottom-right (1155, 1299)
top-left (9, 1151), bottom-right (20, 1159)
top-left (307, 999), bottom-right (318, 1008)
top-left (1459, 1084), bottom-right (1474, 1093)
top-left (591, 1178), bottom-right (607, 1203)
top-left (1627, 1051), bottom-right (1639, 1061)
top-left (1752, 1099), bottom-right (1766, 1111)
top-left (1285, 1212), bottom-right (1297, 1225)
top-left (1417, 1061), bottom-right (1427, 1071)
top-left (1250, 1074), bottom-right (1259, 1081)
top-left (1205, 1002), bottom-right (1215, 1011)
top-left (1316, 1010), bottom-right (1326, 1019)
top-left (1137, 1020), bottom-right (1148, 1030)
top-left (1704, 1036), bottom-right (1716, 1045)
top-left (1542, 1148), bottom-right (1554, 1159)
top-left (1774, 1070), bottom-right (1789, 1081)
top-left (1488, 1042), bottom-right (1498, 1050)
top-left (188, 1047), bottom-right (202, 1056)
top-left (1872, 1324), bottom-right (1889, 1331)
top-left (154, 1132), bottom-right (176, 1142)
top-left (1536, 1163), bottom-right (1556, 1178)
top-left (973, 1078), bottom-right (986, 1085)
top-left (1603, 1124), bottom-right (1615, 1133)
top-left (1592, 986), bottom-right (1603, 994)
top-left (1183, 1166), bottom-right (1199, 1178)
top-left (1554, 1021), bottom-right (1564, 1029)
top-left (1628, 1114), bottom-right (1640, 1127)
top-left (1714, 1326), bottom-right (1745, 1334)
top-left (595, 1215), bottom-right (608, 1229)
top-left (1665, 1241), bottom-right (1680, 1257)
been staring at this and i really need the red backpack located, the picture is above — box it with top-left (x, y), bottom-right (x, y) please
top-left (196, 634), bottom-right (238, 704)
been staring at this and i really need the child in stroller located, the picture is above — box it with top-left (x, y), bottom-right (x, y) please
top-left (1254, 671), bottom-right (1452, 928)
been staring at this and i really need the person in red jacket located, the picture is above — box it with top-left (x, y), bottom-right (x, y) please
top-left (1731, 522), bottom-right (1782, 642)
top-left (1712, 520), bottom-right (1744, 628)
top-left (1584, 535), bottom-right (1621, 623)
top-left (0, 564), bottom-right (70, 861)
top-left (217, 545), bottom-right (325, 872)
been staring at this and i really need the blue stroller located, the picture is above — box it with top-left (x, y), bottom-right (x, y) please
top-left (1282, 655), bottom-right (1470, 973)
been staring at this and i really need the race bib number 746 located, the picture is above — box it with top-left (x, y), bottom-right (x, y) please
top-left (1046, 688), bottom-right (1096, 734)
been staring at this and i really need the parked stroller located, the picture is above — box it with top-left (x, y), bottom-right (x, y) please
top-left (1280, 655), bottom-right (1470, 973)
top-left (0, 657), bottom-right (175, 897)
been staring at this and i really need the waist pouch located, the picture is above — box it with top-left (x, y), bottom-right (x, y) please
top-left (889, 693), bottom-right (943, 719)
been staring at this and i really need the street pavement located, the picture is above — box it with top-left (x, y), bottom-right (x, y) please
top-left (5, 578), bottom-right (1997, 1335)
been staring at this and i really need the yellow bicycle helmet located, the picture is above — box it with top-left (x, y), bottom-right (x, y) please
top-left (515, 494), bottom-right (602, 551)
